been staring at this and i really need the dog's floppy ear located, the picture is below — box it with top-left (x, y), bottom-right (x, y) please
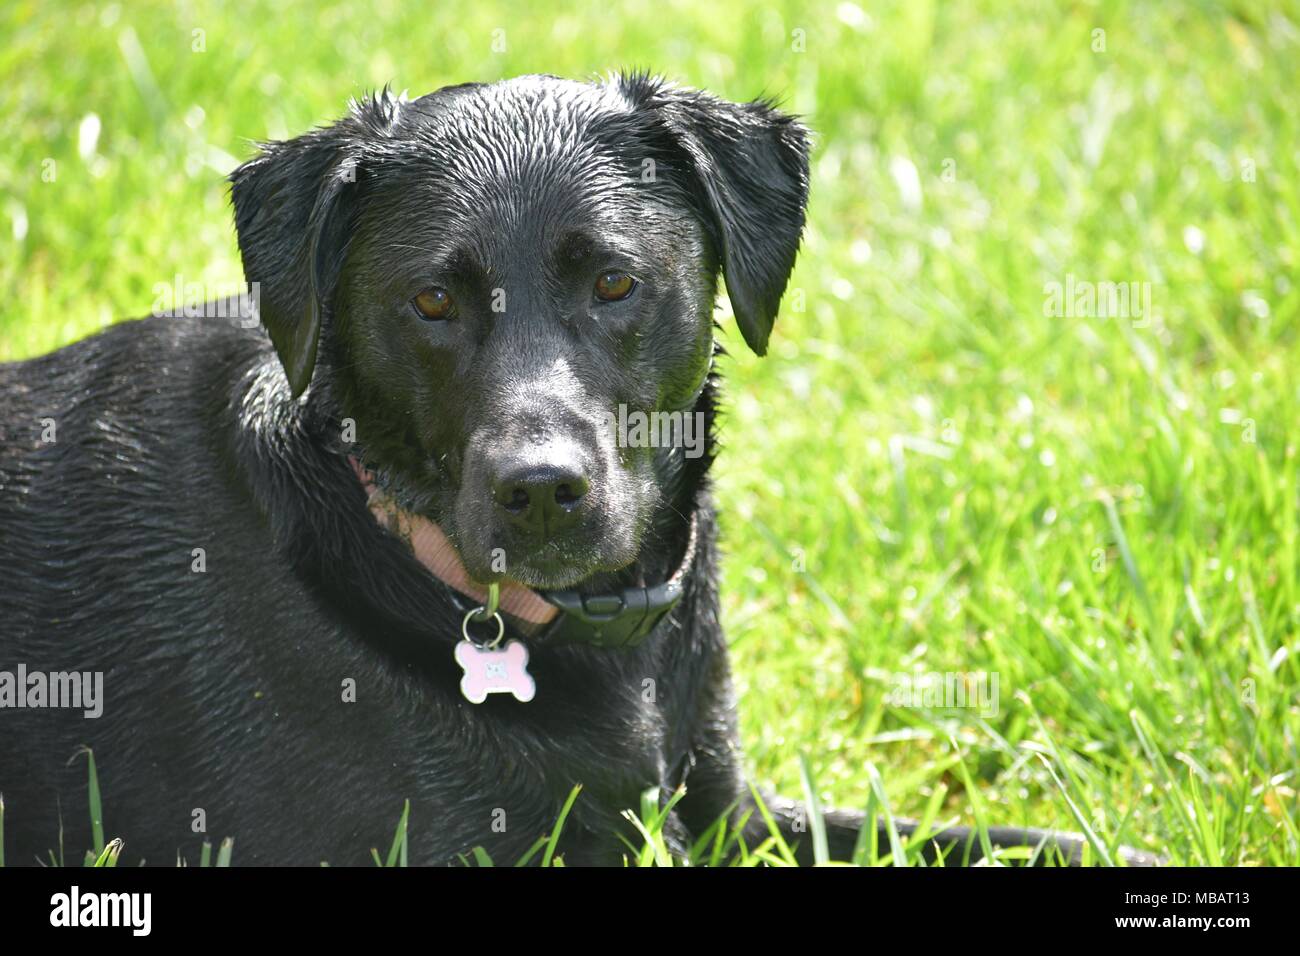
top-left (618, 74), bottom-right (811, 355)
top-left (229, 92), bottom-right (399, 397)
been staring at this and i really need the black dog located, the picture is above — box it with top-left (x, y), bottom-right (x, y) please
top-left (0, 73), bottom-right (1148, 866)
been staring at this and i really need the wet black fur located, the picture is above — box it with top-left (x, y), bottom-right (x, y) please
top-left (0, 73), bottom-right (1143, 866)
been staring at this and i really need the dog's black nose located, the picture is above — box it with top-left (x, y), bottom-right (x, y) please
top-left (491, 459), bottom-right (590, 533)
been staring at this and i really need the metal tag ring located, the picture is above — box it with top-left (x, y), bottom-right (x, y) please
top-left (462, 607), bottom-right (505, 649)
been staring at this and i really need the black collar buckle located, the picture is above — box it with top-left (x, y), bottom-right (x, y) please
top-left (538, 577), bottom-right (685, 649)
top-left (537, 512), bottom-right (699, 649)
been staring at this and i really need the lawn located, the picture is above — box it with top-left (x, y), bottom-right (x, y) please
top-left (1, 0), bottom-right (1297, 864)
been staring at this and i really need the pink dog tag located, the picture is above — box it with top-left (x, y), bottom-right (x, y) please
top-left (455, 639), bottom-right (536, 704)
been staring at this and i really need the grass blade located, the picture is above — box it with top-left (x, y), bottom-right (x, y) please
top-left (864, 762), bottom-right (909, 866)
top-left (91, 837), bottom-right (123, 867)
top-left (797, 753), bottom-right (829, 865)
top-left (384, 799), bottom-right (410, 868)
top-left (72, 746), bottom-right (105, 856)
top-left (540, 785), bottom-right (582, 867)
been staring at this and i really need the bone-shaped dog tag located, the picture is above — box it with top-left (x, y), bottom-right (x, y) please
top-left (454, 639), bottom-right (536, 704)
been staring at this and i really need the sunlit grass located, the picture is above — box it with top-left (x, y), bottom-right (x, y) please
top-left (1, 0), bottom-right (1297, 864)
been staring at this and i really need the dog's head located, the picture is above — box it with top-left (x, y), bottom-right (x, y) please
top-left (231, 73), bottom-right (809, 589)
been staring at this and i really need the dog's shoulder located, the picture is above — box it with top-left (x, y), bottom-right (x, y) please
top-left (0, 308), bottom-right (279, 544)
top-left (2, 309), bottom-right (270, 420)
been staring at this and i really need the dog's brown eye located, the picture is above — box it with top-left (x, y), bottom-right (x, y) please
top-left (413, 287), bottom-right (454, 320)
top-left (594, 272), bottom-right (637, 302)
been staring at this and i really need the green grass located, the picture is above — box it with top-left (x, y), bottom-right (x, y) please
top-left (0, 749), bottom-right (235, 867)
top-left (12, 754), bottom-right (1077, 866)
top-left (2, 0), bottom-right (1298, 865)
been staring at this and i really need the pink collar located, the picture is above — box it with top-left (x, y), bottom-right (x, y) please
top-left (349, 456), bottom-right (558, 625)
top-left (349, 456), bottom-right (700, 649)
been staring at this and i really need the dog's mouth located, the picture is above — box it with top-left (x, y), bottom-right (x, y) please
top-left (352, 455), bottom-right (639, 598)
top-left (451, 498), bottom-right (645, 591)
top-left (475, 546), bottom-right (592, 591)
top-left (461, 538), bottom-right (634, 591)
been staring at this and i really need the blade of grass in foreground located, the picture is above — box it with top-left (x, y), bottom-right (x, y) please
top-left (864, 762), bottom-right (909, 866)
top-left (74, 746), bottom-right (105, 857)
top-left (1186, 769), bottom-right (1224, 867)
top-left (92, 838), bottom-right (123, 867)
top-left (797, 753), bottom-right (829, 865)
top-left (745, 782), bottom-right (795, 862)
top-left (899, 781), bottom-right (953, 866)
top-left (1131, 708), bottom-right (1208, 863)
top-left (621, 785), bottom-right (686, 866)
top-left (852, 787), bottom-right (879, 865)
top-left (540, 784), bottom-right (582, 867)
top-left (725, 809), bottom-right (757, 866)
top-left (945, 740), bottom-right (995, 866)
top-left (385, 799), bottom-right (410, 868)
top-left (686, 799), bottom-right (736, 866)
top-left (1034, 755), bottom-right (1113, 867)
top-left (1100, 491), bottom-right (1155, 634)
top-left (1024, 706), bottom-right (1113, 866)
top-left (511, 835), bottom-right (550, 867)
